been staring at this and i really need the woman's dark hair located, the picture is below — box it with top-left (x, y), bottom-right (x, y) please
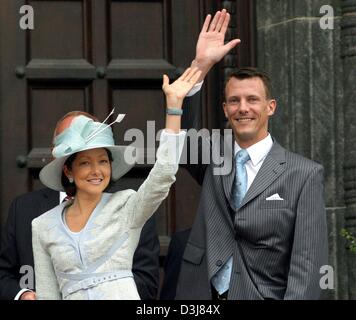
top-left (61, 148), bottom-right (114, 197)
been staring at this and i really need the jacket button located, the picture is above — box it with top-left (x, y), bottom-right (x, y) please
top-left (216, 260), bottom-right (223, 267)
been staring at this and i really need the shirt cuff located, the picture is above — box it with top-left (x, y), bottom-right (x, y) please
top-left (158, 130), bottom-right (187, 165)
top-left (14, 288), bottom-right (32, 300)
top-left (160, 129), bottom-right (186, 138)
top-left (186, 80), bottom-right (203, 97)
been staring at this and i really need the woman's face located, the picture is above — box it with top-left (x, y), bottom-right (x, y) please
top-left (64, 148), bottom-right (111, 197)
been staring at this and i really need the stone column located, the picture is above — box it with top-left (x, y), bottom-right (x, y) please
top-left (256, 0), bottom-right (347, 299)
top-left (341, 0), bottom-right (356, 300)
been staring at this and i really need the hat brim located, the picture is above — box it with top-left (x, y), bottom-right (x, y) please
top-left (39, 145), bottom-right (137, 192)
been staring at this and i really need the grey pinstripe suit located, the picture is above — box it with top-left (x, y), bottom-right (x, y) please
top-left (176, 93), bottom-right (328, 300)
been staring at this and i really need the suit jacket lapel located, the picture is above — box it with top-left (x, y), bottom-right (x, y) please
top-left (205, 192), bottom-right (235, 280)
top-left (204, 133), bottom-right (236, 279)
top-left (240, 141), bottom-right (286, 208)
top-left (220, 130), bottom-right (236, 221)
top-left (221, 164), bottom-right (236, 219)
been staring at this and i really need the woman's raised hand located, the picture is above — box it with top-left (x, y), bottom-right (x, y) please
top-left (162, 67), bottom-right (202, 107)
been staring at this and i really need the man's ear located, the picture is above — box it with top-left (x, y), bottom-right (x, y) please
top-left (222, 102), bottom-right (228, 118)
top-left (267, 99), bottom-right (277, 116)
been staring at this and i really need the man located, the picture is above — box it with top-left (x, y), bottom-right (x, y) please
top-left (0, 111), bottom-right (160, 300)
top-left (172, 9), bottom-right (328, 300)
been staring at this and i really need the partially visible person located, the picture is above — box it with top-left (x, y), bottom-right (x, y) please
top-left (0, 111), bottom-right (159, 300)
top-left (160, 229), bottom-right (191, 300)
top-left (31, 67), bottom-right (201, 299)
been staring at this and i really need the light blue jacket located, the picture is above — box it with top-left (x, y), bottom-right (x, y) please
top-left (32, 132), bottom-right (186, 300)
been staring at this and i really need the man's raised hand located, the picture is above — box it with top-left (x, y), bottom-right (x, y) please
top-left (192, 9), bottom-right (241, 81)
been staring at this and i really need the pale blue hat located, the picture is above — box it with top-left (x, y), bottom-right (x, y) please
top-left (39, 115), bottom-right (136, 191)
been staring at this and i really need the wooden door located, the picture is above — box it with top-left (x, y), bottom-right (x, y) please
top-left (0, 0), bottom-right (255, 253)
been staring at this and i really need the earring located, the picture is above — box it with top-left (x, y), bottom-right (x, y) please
top-left (69, 177), bottom-right (74, 183)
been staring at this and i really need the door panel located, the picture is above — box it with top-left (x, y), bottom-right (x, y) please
top-left (30, 1), bottom-right (87, 59)
top-left (30, 84), bottom-right (90, 146)
top-left (0, 0), bottom-right (256, 254)
top-left (0, 0), bottom-right (202, 251)
top-left (110, 1), bottom-right (166, 60)
top-left (112, 86), bottom-right (165, 145)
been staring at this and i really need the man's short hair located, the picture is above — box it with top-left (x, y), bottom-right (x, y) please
top-left (224, 67), bottom-right (273, 99)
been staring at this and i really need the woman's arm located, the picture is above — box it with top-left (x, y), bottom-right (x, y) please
top-left (163, 67), bottom-right (202, 134)
top-left (125, 68), bottom-right (201, 228)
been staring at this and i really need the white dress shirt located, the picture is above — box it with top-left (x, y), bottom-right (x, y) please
top-left (235, 134), bottom-right (273, 191)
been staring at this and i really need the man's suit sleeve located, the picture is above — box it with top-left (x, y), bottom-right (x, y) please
top-left (132, 215), bottom-right (160, 300)
top-left (284, 165), bottom-right (328, 299)
top-left (181, 92), bottom-right (208, 186)
top-left (0, 199), bottom-right (23, 300)
top-left (160, 229), bottom-right (191, 300)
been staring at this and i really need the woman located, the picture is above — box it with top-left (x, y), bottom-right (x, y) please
top-left (32, 67), bottom-right (201, 300)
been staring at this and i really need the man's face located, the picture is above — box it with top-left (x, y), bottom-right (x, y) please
top-left (223, 77), bottom-right (276, 148)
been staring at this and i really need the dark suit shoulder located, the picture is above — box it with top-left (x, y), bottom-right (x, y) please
top-left (9, 188), bottom-right (59, 222)
top-left (11, 188), bottom-right (57, 205)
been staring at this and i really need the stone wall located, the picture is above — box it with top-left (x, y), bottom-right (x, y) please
top-left (341, 0), bottom-right (356, 300)
top-left (256, 0), bottom-right (355, 299)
